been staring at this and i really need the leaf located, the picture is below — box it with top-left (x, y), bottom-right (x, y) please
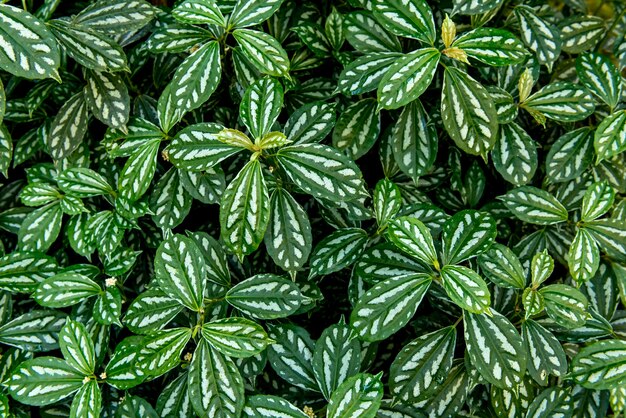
top-left (522, 319), bottom-right (567, 386)
top-left (523, 82), bottom-right (595, 123)
top-left (351, 273), bottom-right (431, 342)
top-left (48, 19), bottom-right (127, 72)
top-left (156, 373), bottom-right (191, 417)
top-left (93, 286), bottom-right (122, 326)
top-left (531, 250), bottom-right (553, 287)
top-left (240, 77), bottom-right (283, 141)
top-left (514, 6), bottom-right (561, 71)
top-left (264, 189), bottom-right (312, 273)
top-left (233, 29), bottom-right (289, 77)
top-left (188, 339), bottom-right (245, 418)
top-left (0, 310), bottom-right (65, 352)
top-left (499, 186), bottom-right (568, 225)
top-left (105, 336), bottom-right (145, 390)
top-left (353, 242), bottom-right (427, 285)
top-left (147, 25), bottom-right (213, 53)
top-left (309, 228), bottom-right (368, 278)
top-left (18, 202), bottom-right (63, 252)
top-left (243, 395), bottom-right (308, 418)
top-left (180, 167), bottom-right (225, 204)
top-left (202, 317), bottom-right (273, 359)
top-left (0, 4), bottom-right (60, 80)
top-left (583, 219), bottom-right (626, 262)
top-left (377, 48), bottom-right (440, 110)
top-left (525, 387), bottom-right (572, 417)
top-left (313, 321), bottom-right (361, 400)
top-left (441, 66), bottom-right (498, 158)
top-left (540, 284), bottom-right (589, 328)
top-left (337, 53), bottom-right (402, 95)
top-left (47, 92), bottom-right (88, 160)
top-left (229, 0), bottom-right (285, 28)
top-left (219, 159), bottom-right (270, 260)
top-left (292, 23), bottom-right (331, 57)
top-left (226, 274), bottom-right (302, 319)
top-left (276, 144), bottom-right (366, 201)
top-left (118, 138), bottom-right (160, 202)
top-left (70, 379), bottom-right (101, 418)
top-left (391, 99), bottom-right (437, 181)
top-left (492, 122), bottom-right (537, 186)
top-left (372, 0), bottom-right (435, 44)
top-left (576, 52), bottom-right (621, 110)
top-left (545, 127), bottom-right (594, 183)
top-left (166, 123), bottom-right (240, 171)
top-left (478, 243), bottom-right (526, 289)
top-left (5, 357), bottom-right (83, 406)
top-left (327, 373), bottom-right (383, 418)
top-left (581, 181), bottom-right (615, 223)
top-left (34, 273), bottom-right (101, 308)
top-left (84, 70), bottom-right (130, 130)
top-left (374, 178), bottom-right (402, 228)
top-left (284, 101), bottom-right (336, 144)
top-left (73, 0), bottom-right (156, 35)
top-left (387, 216), bottom-right (437, 267)
top-left (594, 110), bottom-right (626, 164)
top-left (59, 319), bottom-right (95, 375)
top-left (389, 327), bottom-right (456, 403)
top-left (0, 126), bottom-right (11, 178)
top-left (267, 323), bottom-right (318, 391)
top-left (172, 0), bottom-right (225, 27)
top-left (150, 168), bottom-right (192, 229)
top-left (441, 210), bottom-right (496, 265)
top-left (464, 309), bottom-right (526, 388)
top-left (343, 12), bottom-right (401, 53)
top-left (136, 327), bottom-right (192, 378)
top-left (0, 251), bottom-right (57, 293)
top-left (57, 167), bottom-right (113, 198)
top-left (117, 395), bottom-right (159, 418)
top-left (440, 265), bottom-right (490, 313)
top-left (124, 289), bottom-right (183, 334)
top-left (571, 339), bottom-right (626, 390)
top-left (157, 41), bottom-right (221, 133)
top-left (332, 98), bottom-right (380, 159)
top-left (154, 234), bottom-right (206, 312)
top-left (560, 16), bottom-right (605, 53)
top-left (452, 28), bottom-right (528, 66)
top-left (187, 231), bottom-right (230, 286)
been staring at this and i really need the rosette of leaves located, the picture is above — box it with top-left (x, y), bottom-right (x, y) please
top-left (0, 0), bottom-right (625, 417)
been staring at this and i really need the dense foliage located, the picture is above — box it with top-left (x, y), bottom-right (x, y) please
top-left (0, 0), bottom-right (625, 416)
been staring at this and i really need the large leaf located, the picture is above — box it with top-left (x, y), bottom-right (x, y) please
top-left (166, 123), bottom-right (240, 171)
top-left (478, 243), bottom-right (526, 289)
top-left (327, 373), bottom-right (383, 418)
top-left (584, 219), bottom-right (626, 262)
top-left (523, 82), bottom-right (595, 123)
top-left (540, 284), bottom-right (589, 328)
top-left (0, 251), bottom-right (57, 293)
top-left (571, 339), bottom-right (626, 390)
top-left (150, 168), bottom-right (192, 229)
top-left (124, 289), bottom-right (183, 334)
top-left (441, 210), bottom-right (496, 265)
top-left (284, 101), bottom-right (336, 144)
top-left (0, 310), bottom-right (65, 352)
top-left (84, 70), bottom-right (130, 130)
top-left (372, 0), bottom-right (435, 44)
top-left (233, 29), bottom-right (289, 77)
top-left (452, 28), bottom-right (528, 66)
top-left (514, 6), bottom-right (561, 71)
top-left (440, 265), bottom-right (490, 313)
top-left (499, 186), bottom-right (568, 225)
top-left (240, 77), bottom-right (283, 141)
top-left (201, 317), bottom-right (273, 359)
top-left (226, 274), bottom-right (302, 319)
top-left (353, 242), bottom-right (427, 285)
top-left (387, 216), bottom-right (437, 267)
top-left (34, 273), bottom-right (101, 308)
top-left (70, 379), bottom-right (101, 418)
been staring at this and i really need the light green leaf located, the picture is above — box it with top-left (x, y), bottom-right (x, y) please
top-left (372, 0), bottom-right (435, 44)
top-left (441, 210), bottom-right (496, 265)
top-left (202, 317), bottom-right (273, 359)
top-left (441, 265), bottom-right (490, 313)
top-left (594, 110), bottom-right (626, 164)
top-left (241, 77), bottom-right (283, 141)
top-left (452, 28), bottom-right (528, 66)
top-left (136, 327), bottom-right (192, 378)
top-left (84, 70), bottom-right (130, 130)
top-left (492, 122), bottom-right (537, 186)
top-left (478, 243), bottom-right (526, 289)
top-left (522, 82), bottom-right (595, 123)
top-left (540, 284), bottom-right (589, 328)
top-left (59, 319), bottom-right (95, 375)
top-left (332, 98), bottom-right (380, 159)
top-left (499, 186), bottom-right (568, 225)
top-left (233, 29), bottom-right (289, 77)
top-left (310, 228), bottom-right (368, 278)
top-left (226, 274), bottom-right (302, 319)
top-left (531, 249), bottom-right (553, 287)
top-left (34, 273), bottom-right (101, 308)
top-left (47, 92), bottom-right (88, 160)
top-left (571, 339), bottom-right (626, 390)
top-left (327, 373), bottom-right (383, 418)
top-left (172, 0), bottom-right (225, 27)
top-left (0, 251), bottom-right (57, 293)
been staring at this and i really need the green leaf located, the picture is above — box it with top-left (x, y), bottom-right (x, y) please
top-left (229, 0), bottom-right (285, 28)
top-left (0, 125), bottom-right (11, 178)
top-left (526, 387), bottom-right (572, 417)
top-left (187, 231), bottom-right (230, 286)
top-left (391, 99), bottom-right (437, 181)
top-left (118, 138), bottom-right (160, 202)
top-left (337, 53), bottom-right (402, 95)
top-left (18, 202), bottom-right (63, 252)
top-left (327, 373), bottom-right (383, 418)
top-left (441, 66), bottom-right (498, 158)
top-left (48, 19), bottom-right (127, 72)
top-left (136, 327), bottom-right (192, 378)
top-left (70, 379), bottom-right (101, 418)
top-left (453, 0), bottom-right (503, 15)
top-left (6, 357), bottom-right (83, 406)
top-left (350, 273), bottom-right (431, 342)
top-left (156, 373), bottom-right (191, 417)
top-left (522, 319), bottom-right (567, 386)
top-left (441, 210), bottom-right (496, 265)
top-left (377, 48), bottom-right (440, 110)
top-left (571, 339), bottom-right (626, 390)
top-left (594, 110), bottom-right (626, 164)
top-left (264, 189), bottom-right (312, 273)
top-left (284, 101), bottom-right (336, 144)
top-left (478, 243), bottom-right (526, 289)
top-left (389, 327), bottom-right (456, 403)
top-left (310, 228), bottom-right (368, 278)
top-left (514, 6), bottom-right (561, 71)
top-left (292, 23), bottom-right (332, 58)
top-left (373, 178), bottom-right (402, 228)
top-left (581, 181), bottom-right (615, 222)
top-left (0, 310), bottom-right (65, 352)
top-left (180, 167), bottom-right (225, 204)
top-left (492, 122), bottom-right (537, 186)
top-left (0, 4), bottom-right (60, 80)
top-left (59, 319), bottom-right (95, 375)
top-left (488, 85), bottom-right (518, 124)
top-left (34, 273), bottom-right (101, 308)
top-left (499, 186), bottom-right (568, 225)
top-left (84, 70), bottom-right (130, 130)
top-left (202, 317), bottom-right (272, 359)
top-left (523, 82), bottom-right (595, 123)
top-left (560, 16), bottom-right (605, 53)
top-left (343, 12), bottom-right (401, 53)
top-left (117, 395), bottom-right (159, 418)
top-left (147, 25), bottom-right (213, 53)
top-left (243, 395), bottom-right (308, 418)
top-left (0, 80), bottom-right (4, 125)
top-left (241, 77), bottom-right (283, 141)
top-left (332, 98), bottom-right (380, 159)
top-left (545, 127), bottom-right (594, 183)
top-left (172, 0), bottom-right (225, 27)
top-left (219, 159), bottom-right (270, 260)
top-left (124, 289), bottom-right (183, 334)
top-left (93, 286), bottom-right (122, 326)
top-left (166, 123), bottom-right (240, 171)
top-left (73, 0), bottom-right (157, 35)
top-left (531, 249), bottom-right (553, 287)
top-left (154, 234), bottom-right (206, 312)
top-left (188, 339), bottom-right (245, 418)
top-left (326, 7), bottom-right (344, 50)
top-left (233, 29), bottom-right (289, 77)
top-left (47, 92), bottom-right (88, 160)
top-left (523, 287), bottom-right (545, 318)
top-left (276, 144), bottom-right (366, 201)
top-left (372, 0), bottom-right (435, 44)
top-left (0, 251), bottom-right (57, 293)
top-left (440, 265), bottom-right (490, 313)
top-left (150, 168), bottom-right (192, 229)
top-left (157, 41), bottom-right (221, 133)
top-left (226, 274), bottom-right (302, 319)
top-left (57, 167), bottom-right (113, 198)
top-left (576, 52), bottom-right (621, 110)
top-left (105, 336), bottom-right (145, 390)
top-left (464, 309), bottom-right (526, 388)
top-left (267, 323), bottom-right (318, 391)
top-left (452, 28), bottom-right (528, 66)
top-left (313, 321), bottom-right (361, 400)
top-left (540, 284), bottom-right (589, 328)
top-left (388, 216), bottom-right (437, 267)
top-left (583, 219), bottom-right (626, 262)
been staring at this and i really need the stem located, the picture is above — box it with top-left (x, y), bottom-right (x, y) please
top-left (453, 315), bottom-right (463, 327)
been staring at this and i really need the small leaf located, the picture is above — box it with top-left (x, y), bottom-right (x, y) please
top-left (499, 186), bottom-right (568, 225)
top-left (70, 379), bottom-right (101, 418)
top-left (327, 373), bottom-right (383, 418)
top-left (583, 219), bottom-right (626, 262)
top-left (594, 110), bottom-right (626, 164)
top-left (105, 336), bottom-right (145, 390)
top-left (150, 168), bottom-right (192, 229)
top-left (18, 202), bottom-right (63, 252)
top-left (118, 138), bottom-right (160, 202)
top-left (135, 327), bottom-right (192, 378)
top-left (492, 122), bottom-right (537, 186)
top-left (560, 16), bottom-right (605, 53)
top-left (233, 29), bottom-right (289, 77)
top-left (241, 77), bottom-right (283, 141)
top-left (353, 242), bottom-right (427, 285)
top-left (441, 210), bottom-right (497, 265)
top-left (522, 319), bottom-right (567, 386)
top-left (388, 216), bottom-right (437, 267)
top-left (372, 0), bottom-right (436, 44)
top-left (514, 6), bottom-right (561, 71)
top-left (73, 0), bottom-right (157, 35)
top-left (531, 250), bottom-right (553, 287)
top-left (59, 319), bottom-right (95, 375)
top-left (57, 167), bottom-right (113, 198)
top-left (124, 290), bottom-right (183, 334)
top-left (478, 243), bottom-right (526, 289)
top-left (309, 228), bottom-right (368, 278)
top-left (576, 52), bottom-right (621, 110)
top-left (373, 178), bottom-right (402, 228)
top-left (172, 0), bottom-right (225, 26)
top-left (441, 265), bottom-right (491, 313)
top-left (243, 395), bottom-right (308, 418)
top-left (343, 11), bottom-right (401, 53)
top-left (226, 274), bottom-right (302, 319)
top-left (47, 92), bottom-right (88, 160)
top-left (540, 284), bottom-right (589, 328)
top-left (581, 181), bottom-right (615, 222)
top-left (337, 53), bottom-right (402, 95)
top-left (0, 126), bottom-right (11, 178)
top-left (202, 317), bottom-right (273, 358)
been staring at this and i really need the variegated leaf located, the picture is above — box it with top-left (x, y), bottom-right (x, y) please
top-left (229, 0), bottom-right (285, 28)
top-left (594, 110), bottom-right (626, 164)
top-left (124, 290), bottom-right (183, 335)
top-left (581, 181), bottom-right (615, 222)
top-left (47, 92), bottom-right (88, 160)
top-left (531, 250), bottom-right (553, 287)
top-left (59, 319), bottom-right (95, 375)
top-left (0, 310), bottom-right (65, 352)
top-left (0, 251), bottom-right (57, 293)
top-left (492, 122), bottom-right (537, 186)
top-left (372, 0), bottom-right (435, 44)
top-left (187, 231), bottom-right (230, 286)
top-left (584, 219), bottom-right (626, 262)
top-left (202, 317), bottom-right (273, 359)
top-left (327, 373), bottom-right (383, 418)
top-left (353, 243), bottom-right (427, 285)
top-left (34, 273), bottom-right (101, 308)
top-left (150, 168), bottom-right (192, 229)
top-left (172, 0), bottom-right (225, 27)
top-left (478, 243), bottom-right (526, 289)
top-left (337, 53), bottom-right (402, 95)
top-left (522, 82), bottom-right (595, 123)
top-left (540, 284), bottom-right (589, 328)
top-left (522, 319), bottom-right (567, 386)
top-left (332, 98), bottom-right (380, 159)
top-left (388, 216), bottom-right (437, 267)
top-left (514, 6), bottom-right (561, 71)
top-left (233, 29), bottom-right (289, 77)
top-left (545, 127), bottom-right (594, 183)
top-left (343, 11), bottom-right (401, 53)
top-left (571, 339), bottom-right (626, 390)
top-left (243, 395), bottom-right (308, 418)
top-left (83, 70), bottom-right (130, 130)
top-left (441, 265), bottom-right (490, 313)
top-left (147, 25), bottom-right (213, 53)
top-left (136, 327), bottom-right (192, 378)
top-left (576, 52), bottom-right (621, 110)
top-left (117, 138), bottom-right (160, 202)
top-left (226, 274), bottom-right (302, 319)
top-left (310, 228), bottom-right (368, 278)
top-left (57, 167), bottom-right (113, 198)
top-left (441, 210), bottom-right (496, 265)
top-left (284, 101), bottom-right (336, 144)
top-left (70, 379), bottom-right (101, 418)
top-left (267, 323), bottom-right (318, 391)
top-left (18, 202), bottom-right (63, 252)
top-left (240, 77), bottom-right (283, 141)
top-left (73, 0), bottom-right (157, 35)
top-left (452, 28), bottom-right (528, 66)
top-left (499, 186), bottom-right (568, 225)
top-left (373, 178), bottom-right (402, 228)
top-left (560, 16), bottom-right (605, 54)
